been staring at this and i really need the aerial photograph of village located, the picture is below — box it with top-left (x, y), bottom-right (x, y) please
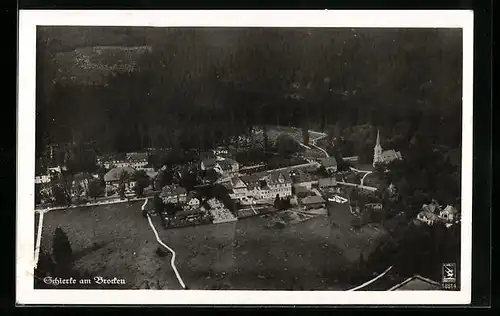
top-left (33, 26), bottom-right (462, 291)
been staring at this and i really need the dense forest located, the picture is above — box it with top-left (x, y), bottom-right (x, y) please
top-left (36, 27), bottom-right (462, 159)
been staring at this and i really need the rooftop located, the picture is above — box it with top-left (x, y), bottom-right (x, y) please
top-left (126, 152), bottom-right (149, 162)
top-left (293, 170), bottom-right (315, 183)
top-left (389, 275), bottom-right (442, 291)
top-left (268, 171), bottom-right (292, 185)
top-left (104, 166), bottom-right (136, 182)
top-left (230, 176), bottom-right (247, 189)
top-left (382, 149), bottom-right (402, 160)
top-left (160, 185), bottom-right (187, 197)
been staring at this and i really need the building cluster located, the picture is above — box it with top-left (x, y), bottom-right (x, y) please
top-left (97, 152), bottom-right (153, 171)
top-left (416, 200), bottom-right (460, 228)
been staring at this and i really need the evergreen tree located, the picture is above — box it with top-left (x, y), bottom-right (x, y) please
top-left (52, 227), bottom-right (73, 276)
top-left (274, 194), bottom-right (281, 209)
top-left (87, 178), bottom-right (102, 200)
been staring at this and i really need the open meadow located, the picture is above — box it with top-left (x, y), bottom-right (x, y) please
top-left (37, 198), bottom-right (387, 290)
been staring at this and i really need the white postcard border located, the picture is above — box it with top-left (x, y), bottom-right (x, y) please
top-left (17, 9), bottom-right (473, 305)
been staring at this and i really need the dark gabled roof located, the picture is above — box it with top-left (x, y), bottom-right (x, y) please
top-left (389, 275), bottom-right (442, 291)
top-left (230, 176), bottom-right (247, 189)
top-left (240, 174), bottom-right (260, 184)
top-left (104, 167), bottom-right (136, 182)
top-left (320, 157), bottom-right (337, 168)
top-left (294, 185), bottom-right (309, 194)
top-left (268, 171), bottom-right (292, 185)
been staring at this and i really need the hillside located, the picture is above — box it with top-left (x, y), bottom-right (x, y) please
top-left (53, 46), bottom-right (152, 85)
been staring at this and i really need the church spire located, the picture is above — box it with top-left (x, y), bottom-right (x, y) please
top-left (373, 129), bottom-right (383, 168)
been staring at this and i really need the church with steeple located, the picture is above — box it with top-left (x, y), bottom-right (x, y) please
top-left (373, 129), bottom-right (403, 167)
top-left (373, 129), bottom-right (383, 167)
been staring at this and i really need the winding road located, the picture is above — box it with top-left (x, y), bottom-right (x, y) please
top-left (142, 198), bottom-right (187, 289)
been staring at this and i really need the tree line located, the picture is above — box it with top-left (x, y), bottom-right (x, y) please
top-left (36, 28), bottom-right (462, 164)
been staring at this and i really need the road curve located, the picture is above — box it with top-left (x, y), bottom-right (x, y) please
top-left (142, 198), bottom-right (187, 289)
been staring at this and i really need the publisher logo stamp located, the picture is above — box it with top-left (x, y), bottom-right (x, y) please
top-left (442, 263), bottom-right (457, 290)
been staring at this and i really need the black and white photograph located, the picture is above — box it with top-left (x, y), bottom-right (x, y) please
top-left (17, 10), bottom-right (473, 305)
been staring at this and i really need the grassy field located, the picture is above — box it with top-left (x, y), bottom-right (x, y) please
top-left (37, 197), bottom-right (387, 291)
top-left (39, 202), bottom-right (182, 289)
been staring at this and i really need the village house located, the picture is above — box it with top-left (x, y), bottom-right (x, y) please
top-left (227, 171), bottom-right (292, 201)
top-left (417, 201), bottom-right (440, 226)
top-left (229, 176), bottom-right (249, 199)
top-left (35, 174), bottom-right (51, 184)
top-left (97, 152), bottom-right (149, 169)
top-left (320, 156), bottom-right (338, 173)
top-left (292, 170), bottom-right (316, 190)
top-left (439, 205), bottom-right (459, 223)
top-left (186, 197), bottom-right (201, 209)
top-left (125, 152), bottom-right (149, 169)
top-left (318, 177), bottom-right (337, 189)
top-left (293, 185), bottom-right (310, 197)
top-left (381, 149), bottom-right (403, 164)
top-left (216, 158), bottom-right (239, 177)
top-left (416, 209), bottom-right (439, 226)
top-left (301, 195), bottom-right (326, 209)
top-left (98, 153), bottom-right (127, 169)
top-left (200, 157), bottom-right (218, 171)
top-left (213, 146), bottom-right (229, 156)
top-left (263, 171), bottom-right (293, 199)
top-left (160, 185), bottom-right (187, 204)
top-left (35, 165), bottom-right (65, 185)
top-left (103, 166), bottom-right (136, 196)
